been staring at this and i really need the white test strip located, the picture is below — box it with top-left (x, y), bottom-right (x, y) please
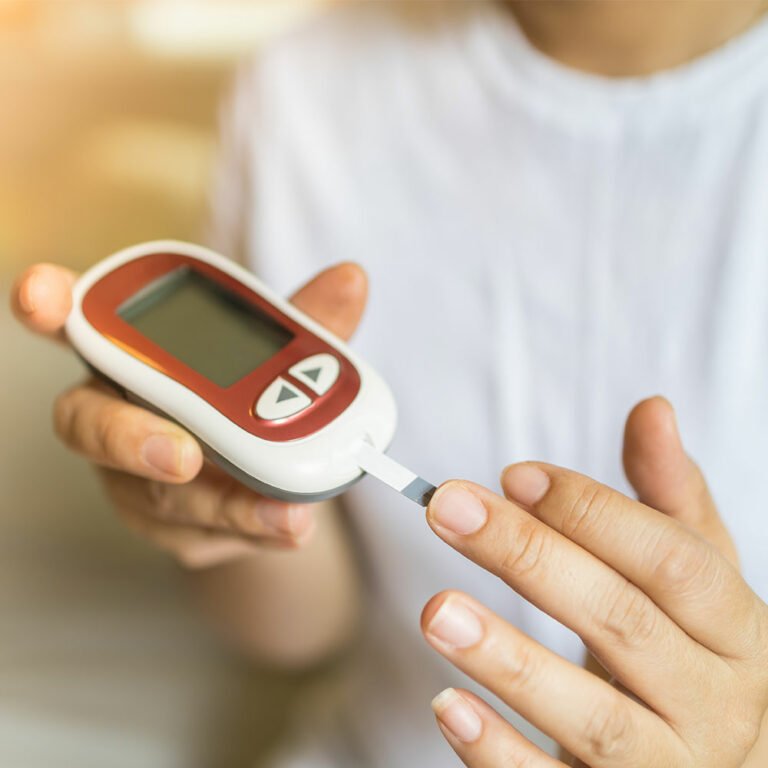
top-left (355, 441), bottom-right (437, 506)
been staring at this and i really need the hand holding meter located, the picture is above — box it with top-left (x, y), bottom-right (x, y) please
top-left (66, 241), bottom-right (435, 505)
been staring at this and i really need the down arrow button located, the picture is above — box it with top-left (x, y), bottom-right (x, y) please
top-left (276, 385), bottom-right (299, 402)
top-left (254, 377), bottom-right (311, 421)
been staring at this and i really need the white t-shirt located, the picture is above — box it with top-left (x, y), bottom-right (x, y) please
top-left (207, 3), bottom-right (768, 765)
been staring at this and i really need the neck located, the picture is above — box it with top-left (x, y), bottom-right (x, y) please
top-left (505, 1), bottom-right (768, 77)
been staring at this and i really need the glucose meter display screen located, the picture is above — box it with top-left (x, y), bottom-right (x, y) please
top-left (119, 268), bottom-right (293, 387)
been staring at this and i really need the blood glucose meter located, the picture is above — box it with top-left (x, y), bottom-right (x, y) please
top-left (66, 240), bottom-right (407, 503)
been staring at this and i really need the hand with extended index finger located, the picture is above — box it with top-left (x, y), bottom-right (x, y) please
top-left (421, 397), bottom-right (768, 767)
top-left (11, 261), bottom-right (367, 568)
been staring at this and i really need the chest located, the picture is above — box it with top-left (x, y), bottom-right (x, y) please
top-left (252, 104), bottom-right (768, 601)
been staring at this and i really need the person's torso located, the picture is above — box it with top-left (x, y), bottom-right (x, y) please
top-left (213, 4), bottom-right (768, 763)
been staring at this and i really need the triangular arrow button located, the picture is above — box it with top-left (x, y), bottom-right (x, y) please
top-left (276, 385), bottom-right (298, 403)
top-left (288, 354), bottom-right (339, 396)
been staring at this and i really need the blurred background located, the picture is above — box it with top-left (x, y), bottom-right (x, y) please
top-left (0, 2), bottom-right (336, 766)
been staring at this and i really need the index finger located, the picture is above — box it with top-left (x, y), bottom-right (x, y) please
top-left (11, 263), bottom-right (77, 343)
top-left (424, 480), bottom-right (717, 719)
top-left (501, 462), bottom-right (764, 660)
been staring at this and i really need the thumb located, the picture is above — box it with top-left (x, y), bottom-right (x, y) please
top-left (623, 396), bottom-right (738, 566)
top-left (289, 262), bottom-right (367, 342)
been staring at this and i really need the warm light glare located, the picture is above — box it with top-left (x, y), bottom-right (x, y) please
top-left (130, 0), bottom-right (322, 58)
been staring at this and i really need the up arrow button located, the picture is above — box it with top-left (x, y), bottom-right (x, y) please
top-left (289, 354), bottom-right (340, 395)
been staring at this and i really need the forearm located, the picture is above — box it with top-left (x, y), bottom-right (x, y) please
top-left (188, 499), bottom-right (362, 669)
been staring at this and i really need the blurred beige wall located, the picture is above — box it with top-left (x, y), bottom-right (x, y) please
top-left (0, 0), bottom-right (330, 271)
top-left (0, 2), bottom-right (334, 767)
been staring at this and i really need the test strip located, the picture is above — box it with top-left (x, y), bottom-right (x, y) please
top-left (355, 441), bottom-right (437, 506)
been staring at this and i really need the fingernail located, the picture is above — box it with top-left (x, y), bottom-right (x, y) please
top-left (431, 688), bottom-right (483, 743)
top-left (429, 484), bottom-right (487, 535)
top-left (503, 464), bottom-right (550, 506)
top-left (426, 596), bottom-right (484, 649)
top-left (141, 434), bottom-right (192, 477)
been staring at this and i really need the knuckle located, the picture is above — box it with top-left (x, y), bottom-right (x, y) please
top-left (597, 580), bottom-right (658, 648)
top-left (583, 699), bottom-right (635, 760)
top-left (497, 638), bottom-right (538, 693)
top-left (560, 480), bottom-right (613, 539)
top-left (652, 536), bottom-right (715, 596)
top-left (500, 520), bottom-right (550, 580)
